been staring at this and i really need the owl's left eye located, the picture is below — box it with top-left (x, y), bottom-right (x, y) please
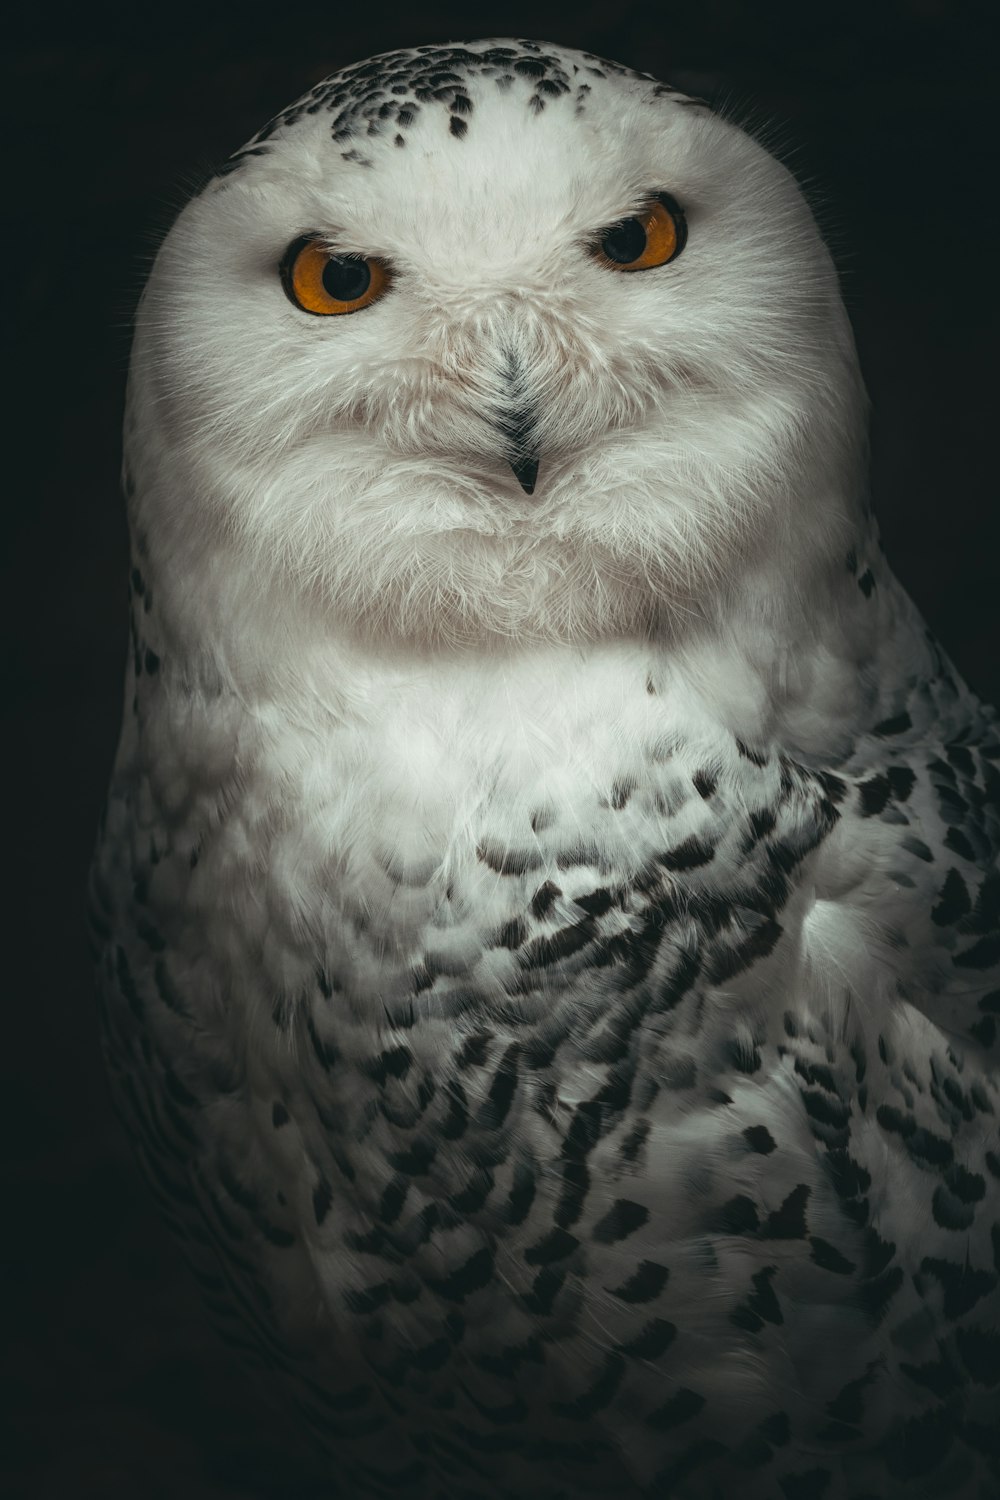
top-left (280, 235), bottom-right (390, 315)
top-left (594, 193), bottom-right (687, 272)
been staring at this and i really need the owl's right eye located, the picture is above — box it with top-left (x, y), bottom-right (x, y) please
top-left (280, 235), bottom-right (390, 316)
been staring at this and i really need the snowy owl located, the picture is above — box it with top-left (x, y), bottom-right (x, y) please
top-left (90, 38), bottom-right (1000, 1500)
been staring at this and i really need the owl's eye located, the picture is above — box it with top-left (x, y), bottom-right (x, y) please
top-left (594, 194), bottom-right (687, 272)
top-left (280, 235), bottom-right (390, 315)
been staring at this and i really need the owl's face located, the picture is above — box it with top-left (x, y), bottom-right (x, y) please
top-left (132, 41), bottom-right (866, 650)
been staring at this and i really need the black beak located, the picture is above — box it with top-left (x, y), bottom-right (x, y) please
top-left (508, 452), bottom-right (540, 494)
top-left (493, 346), bottom-right (540, 496)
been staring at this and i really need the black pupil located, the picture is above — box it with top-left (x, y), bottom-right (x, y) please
top-left (322, 255), bottom-right (371, 302)
top-left (601, 217), bottom-right (647, 264)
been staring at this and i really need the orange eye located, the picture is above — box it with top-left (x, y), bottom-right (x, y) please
top-left (594, 193), bottom-right (687, 272)
top-left (280, 235), bottom-right (390, 315)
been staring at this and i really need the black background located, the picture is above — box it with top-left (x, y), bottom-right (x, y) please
top-left (3, 2), bottom-right (996, 1495)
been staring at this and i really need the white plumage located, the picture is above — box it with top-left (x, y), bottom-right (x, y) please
top-left (92, 39), bottom-right (1000, 1499)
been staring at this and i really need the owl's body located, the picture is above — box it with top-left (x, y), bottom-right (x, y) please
top-left (91, 40), bottom-right (1000, 1499)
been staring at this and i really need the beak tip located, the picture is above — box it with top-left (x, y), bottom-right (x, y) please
top-left (509, 455), bottom-right (540, 495)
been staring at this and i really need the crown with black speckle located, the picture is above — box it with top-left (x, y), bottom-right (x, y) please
top-left (216, 39), bottom-right (696, 177)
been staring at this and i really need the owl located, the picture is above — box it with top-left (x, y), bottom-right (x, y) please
top-left (90, 38), bottom-right (1000, 1500)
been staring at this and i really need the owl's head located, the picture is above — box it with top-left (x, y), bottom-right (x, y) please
top-left (130, 40), bottom-right (867, 652)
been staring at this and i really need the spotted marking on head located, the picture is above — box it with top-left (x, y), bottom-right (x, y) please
top-left (215, 40), bottom-right (703, 179)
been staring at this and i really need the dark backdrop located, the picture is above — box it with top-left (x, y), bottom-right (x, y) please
top-left (3, 2), bottom-right (995, 1495)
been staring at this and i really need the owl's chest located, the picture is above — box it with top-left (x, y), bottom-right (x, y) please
top-left (171, 684), bottom-right (786, 1017)
top-left (103, 689), bottom-right (876, 1228)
